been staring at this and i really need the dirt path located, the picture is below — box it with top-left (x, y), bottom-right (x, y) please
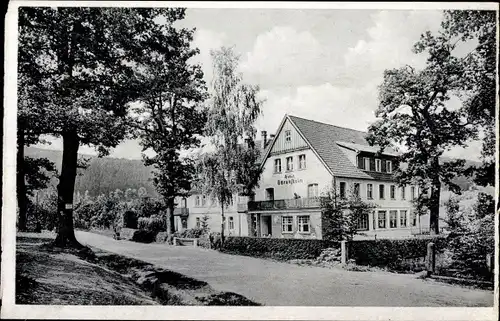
top-left (75, 231), bottom-right (494, 307)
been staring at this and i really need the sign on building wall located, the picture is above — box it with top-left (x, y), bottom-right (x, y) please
top-left (277, 173), bottom-right (304, 186)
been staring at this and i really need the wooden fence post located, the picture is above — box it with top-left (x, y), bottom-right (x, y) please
top-left (173, 237), bottom-right (177, 246)
top-left (426, 242), bottom-right (435, 277)
top-left (341, 240), bottom-right (348, 264)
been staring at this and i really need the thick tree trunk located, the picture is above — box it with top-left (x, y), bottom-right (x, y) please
top-left (17, 131), bottom-right (28, 231)
top-left (429, 156), bottom-right (441, 235)
top-left (53, 131), bottom-right (82, 248)
top-left (166, 198), bottom-right (176, 239)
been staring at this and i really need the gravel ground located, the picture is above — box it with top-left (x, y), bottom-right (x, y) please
top-left (74, 231), bottom-right (494, 307)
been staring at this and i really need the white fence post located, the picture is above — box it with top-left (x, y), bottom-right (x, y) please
top-left (194, 239), bottom-right (198, 247)
top-left (341, 241), bottom-right (348, 264)
top-left (173, 237), bottom-right (177, 246)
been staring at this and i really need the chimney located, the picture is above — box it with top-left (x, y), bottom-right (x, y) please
top-left (261, 130), bottom-right (267, 149)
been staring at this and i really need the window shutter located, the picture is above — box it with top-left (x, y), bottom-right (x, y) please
top-left (369, 158), bottom-right (375, 171)
top-left (381, 159), bottom-right (387, 172)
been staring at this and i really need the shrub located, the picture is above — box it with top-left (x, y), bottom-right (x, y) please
top-left (137, 215), bottom-right (165, 233)
top-left (347, 237), bottom-right (447, 270)
top-left (221, 237), bottom-right (339, 261)
top-left (131, 230), bottom-right (156, 243)
top-left (178, 228), bottom-right (205, 239)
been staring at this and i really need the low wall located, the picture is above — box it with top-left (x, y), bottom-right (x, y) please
top-left (346, 237), bottom-right (447, 271)
top-left (120, 228), bottom-right (137, 240)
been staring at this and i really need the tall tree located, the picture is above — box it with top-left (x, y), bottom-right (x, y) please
top-left (18, 7), bottom-right (178, 247)
top-left (129, 8), bottom-right (207, 241)
top-left (195, 47), bottom-right (263, 244)
top-left (366, 10), bottom-right (495, 235)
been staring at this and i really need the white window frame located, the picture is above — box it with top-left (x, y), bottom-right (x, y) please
top-left (410, 211), bottom-right (417, 227)
top-left (339, 181), bottom-right (347, 199)
top-left (356, 213), bottom-right (369, 231)
top-left (298, 215), bottom-right (310, 233)
top-left (285, 130), bottom-right (291, 142)
top-left (354, 183), bottom-right (360, 197)
top-left (298, 154), bottom-right (306, 169)
top-left (379, 184), bottom-right (385, 200)
top-left (375, 159), bottom-right (382, 172)
top-left (411, 186), bottom-right (416, 200)
top-left (367, 184), bottom-right (373, 200)
top-left (400, 210), bottom-right (408, 228)
top-left (286, 156), bottom-right (294, 171)
top-left (378, 210), bottom-right (387, 229)
top-left (390, 185), bottom-right (396, 200)
top-left (282, 216), bottom-right (293, 233)
top-left (196, 217), bottom-right (201, 228)
top-left (364, 157), bottom-right (370, 171)
top-left (201, 195), bottom-right (207, 206)
top-left (389, 210), bottom-right (398, 228)
top-left (386, 160), bottom-right (393, 173)
top-left (195, 195), bottom-right (201, 207)
top-left (307, 183), bottom-right (319, 198)
top-left (274, 158), bottom-right (282, 173)
top-left (401, 186), bottom-right (406, 200)
top-left (228, 216), bottom-right (234, 230)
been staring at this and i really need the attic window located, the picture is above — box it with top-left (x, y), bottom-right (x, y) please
top-left (285, 130), bottom-right (291, 142)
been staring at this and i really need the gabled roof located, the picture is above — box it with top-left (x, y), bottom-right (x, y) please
top-left (262, 115), bottom-right (397, 180)
top-left (336, 141), bottom-right (399, 157)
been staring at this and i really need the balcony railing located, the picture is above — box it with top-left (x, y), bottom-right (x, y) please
top-left (248, 197), bottom-right (321, 211)
top-left (173, 208), bottom-right (189, 216)
top-left (237, 203), bottom-right (248, 212)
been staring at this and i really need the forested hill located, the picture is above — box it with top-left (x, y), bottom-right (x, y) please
top-left (25, 147), bottom-right (157, 197)
top-left (25, 147), bottom-right (484, 197)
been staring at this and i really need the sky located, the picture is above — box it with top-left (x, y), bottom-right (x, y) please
top-left (36, 8), bottom-right (484, 161)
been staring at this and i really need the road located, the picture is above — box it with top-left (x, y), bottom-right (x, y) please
top-left (76, 231), bottom-right (493, 306)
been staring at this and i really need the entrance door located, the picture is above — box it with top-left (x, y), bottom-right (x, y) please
top-left (261, 215), bottom-right (272, 237)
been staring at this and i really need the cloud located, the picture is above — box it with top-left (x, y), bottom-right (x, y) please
top-left (240, 26), bottom-right (333, 88)
top-left (256, 81), bottom-right (380, 134)
top-left (343, 10), bottom-right (443, 85)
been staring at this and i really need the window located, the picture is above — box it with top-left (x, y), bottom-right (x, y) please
top-left (201, 195), bottom-right (207, 206)
top-left (375, 159), bottom-right (382, 172)
top-left (339, 182), bottom-right (346, 199)
top-left (411, 212), bottom-right (417, 227)
top-left (286, 156), bottom-right (294, 171)
top-left (195, 195), bottom-right (201, 207)
top-left (354, 183), bottom-right (360, 197)
top-left (389, 210), bottom-right (398, 228)
top-left (196, 217), bottom-right (201, 228)
top-left (274, 158), bottom-right (282, 173)
top-left (411, 186), bottom-right (416, 200)
top-left (400, 210), bottom-right (407, 228)
top-left (386, 160), bottom-right (393, 173)
top-left (367, 184), bottom-right (373, 199)
top-left (401, 186), bottom-right (406, 200)
top-left (181, 218), bottom-right (187, 229)
top-left (390, 185), bottom-right (396, 200)
top-left (379, 184), bottom-right (385, 200)
top-left (282, 216), bottom-right (293, 233)
top-left (298, 154), bottom-right (306, 169)
top-left (298, 216), bottom-right (310, 233)
top-left (357, 213), bottom-right (369, 231)
top-left (378, 211), bottom-right (386, 229)
top-left (285, 130), bottom-right (291, 142)
top-left (357, 156), bottom-right (364, 169)
top-left (307, 184), bottom-right (319, 198)
top-left (265, 188), bottom-right (274, 201)
top-left (228, 216), bottom-right (234, 230)
top-left (364, 157), bottom-right (370, 170)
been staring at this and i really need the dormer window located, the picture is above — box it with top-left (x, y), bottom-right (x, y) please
top-left (375, 159), bottom-right (382, 172)
top-left (285, 130), bottom-right (291, 142)
top-left (386, 160), bottom-right (392, 173)
top-left (364, 157), bottom-right (370, 170)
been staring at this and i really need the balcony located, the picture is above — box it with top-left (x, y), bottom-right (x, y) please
top-left (248, 197), bottom-right (321, 212)
top-left (237, 203), bottom-right (248, 213)
top-left (173, 208), bottom-right (189, 216)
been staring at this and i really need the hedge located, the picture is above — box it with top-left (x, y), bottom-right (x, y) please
top-left (131, 229), bottom-right (157, 243)
top-left (221, 236), bottom-right (339, 261)
top-left (347, 237), bottom-right (447, 269)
